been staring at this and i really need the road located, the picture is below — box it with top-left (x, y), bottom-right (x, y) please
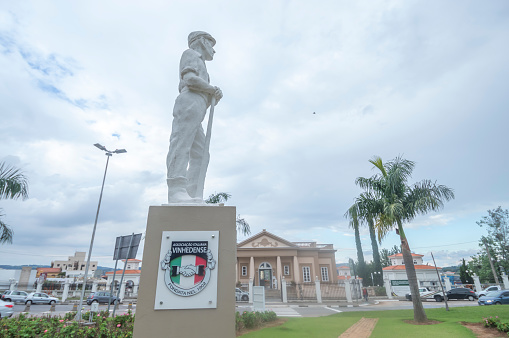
top-left (10, 299), bottom-right (479, 318)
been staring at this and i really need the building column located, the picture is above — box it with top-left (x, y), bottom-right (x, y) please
top-left (9, 279), bottom-right (16, 291)
top-left (444, 275), bottom-right (452, 291)
top-left (345, 279), bottom-right (353, 304)
top-left (36, 280), bottom-right (43, 293)
top-left (293, 256), bottom-right (300, 283)
top-left (502, 272), bottom-right (509, 290)
top-left (92, 281), bottom-right (98, 293)
top-left (276, 256), bottom-right (282, 289)
top-left (384, 277), bottom-right (393, 299)
top-left (281, 277), bottom-right (287, 303)
top-left (62, 282), bottom-right (70, 302)
top-left (133, 278), bottom-right (139, 296)
top-left (249, 257), bottom-right (255, 284)
top-left (473, 274), bottom-right (482, 293)
top-left (119, 281), bottom-right (127, 301)
top-left (236, 258), bottom-right (239, 284)
top-left (315, 276), bottom-right (322, 303)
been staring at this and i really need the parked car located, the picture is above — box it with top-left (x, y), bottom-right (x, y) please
top-left (476, 285), bottom-right (502, 298)
top-left (25, 292), bottom-right (59, 305)
top-left (405, 287), bottom-right (446, 302)
top-left (446, 288), bottom-right (477, 301)
top-left (87, 291), bottom-right (119, 305)
top-left (478, 290), bottom-right (509, 305)
top-left (235, 288), bottom-right (249, 301)
top-left (1, 290), bottom-right (28, 303)
top-left (0, 300), bottom-right (14, 319)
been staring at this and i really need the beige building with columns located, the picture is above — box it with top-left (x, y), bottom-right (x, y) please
top-left (236, 230), bottom-right (336, 288)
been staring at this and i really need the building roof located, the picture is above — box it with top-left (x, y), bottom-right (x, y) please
top-left (237, 229), bottom-right (335, 251)
top-left (388, 253), bottom-right (424, 258)
top-left (337, 265), bottom-right (350, 269)
top-left (105, 270), bottom-right (141, 275)
top-left (383, 264), bottom-right (440, 271)
top-left (36, 268), bottom-right (61, 273)
top-left (121, 259), bottom-right (142, 262)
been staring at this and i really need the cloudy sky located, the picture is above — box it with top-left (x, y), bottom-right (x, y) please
top-left (1, 1), bottom-right (508, 269)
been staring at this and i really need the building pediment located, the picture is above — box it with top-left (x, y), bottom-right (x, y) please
top-left (237, 230), bottom-right (296, 249)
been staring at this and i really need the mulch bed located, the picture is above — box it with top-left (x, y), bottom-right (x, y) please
top-left (460, 322), bottom-right (508, 338)
top-left (236, 318), bottom-right (288, 337)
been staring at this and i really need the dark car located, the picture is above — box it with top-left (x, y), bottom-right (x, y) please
top-left (446, 288), bottom-right (477, 301)
top-left (478, 290), bottom-right (509, 305)
top-left (87, 291), bottom-right (119, 305)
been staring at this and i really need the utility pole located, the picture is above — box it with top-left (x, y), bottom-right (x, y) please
top-left (483, 238), bottom-right (500, 285)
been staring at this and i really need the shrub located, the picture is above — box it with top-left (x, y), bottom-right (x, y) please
top-left (374, 286), bottom-right (386, 296)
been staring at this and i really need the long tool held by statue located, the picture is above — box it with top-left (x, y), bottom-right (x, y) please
top-left (195, 95), bottom-right (216, 199)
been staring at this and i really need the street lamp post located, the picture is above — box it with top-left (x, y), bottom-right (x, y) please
top-left (75, 144), bottom-right (126, 322)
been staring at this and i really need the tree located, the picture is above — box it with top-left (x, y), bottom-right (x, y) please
top-left (205, 192), bottom-right (251, 236)
top-left (354, 156), bottom-right (454, 323)
top-left (380, 245), bottom-right (401, 268)
top-left (0, 162), bottom-right (29, 244)
top-left (476, 207), bottom-right (509, 275)
top-left (346, 194), bottom-right (383, 286)
top-left (459, 258), bottom-right (474, 284)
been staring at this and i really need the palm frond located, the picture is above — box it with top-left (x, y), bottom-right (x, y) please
top-left (0, 162), bottom-right (29, 200)
top-left (0, 215), bottom-right (13, 245)
top-left (205, 192), bottom-right (231, 204)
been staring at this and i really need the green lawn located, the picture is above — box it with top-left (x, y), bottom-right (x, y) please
top-left (240, 306), bottom-right (509, 338)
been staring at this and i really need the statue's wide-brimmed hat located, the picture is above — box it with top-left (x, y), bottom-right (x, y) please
top-left (188, 31), bottom-right (216, 47)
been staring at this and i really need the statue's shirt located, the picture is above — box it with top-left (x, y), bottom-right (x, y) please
top-left (178, 49), bottom-right (210, 104)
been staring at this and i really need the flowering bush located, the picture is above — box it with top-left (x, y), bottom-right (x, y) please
top-left (482, 316), bottom-right (509, 335)
top-left (0, 311), bottom-right (135, 338)
top-left (235, 311), bottom-right (278, 331)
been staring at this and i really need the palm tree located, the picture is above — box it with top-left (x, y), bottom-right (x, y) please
top-left (346, 207), bottom-right (368, 283)
top-left (0, 162), bottom-right (29, 244)
top-left (346, 193), bottom-right (383, 286)
top-left (355, 156), bottom-right (454, 323)
top-left (205, 192), bottom-right (251, 236)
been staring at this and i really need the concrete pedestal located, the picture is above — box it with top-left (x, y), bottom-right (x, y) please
top-left (133, 205), bottom-right (236, 338)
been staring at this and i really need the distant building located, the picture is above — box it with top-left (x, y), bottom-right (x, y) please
top-left (51, 252), bottom-right (98, 278)
top-left (236, 230), bottom-right (336, 288)
top-left (105, 259), bottom-right (142, 297)
top-left (383, 253), bottom-right (442, 295)
top-left (336, 264), bottom-right (352, 280)
top-left (36, 267), bottom-right (61, 278)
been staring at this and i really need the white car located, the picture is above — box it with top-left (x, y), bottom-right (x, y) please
top-left (25, 292), bottom-right (59, 305)
top-left (235, 288), bottom-right (249, 301)
top-left (476, 286), bottom-right (502, 298)
top-left (0, 299), bottom-right (14, 319)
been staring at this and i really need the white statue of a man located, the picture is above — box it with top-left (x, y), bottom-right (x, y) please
top-left (166, 31), bottom-right (223, 204)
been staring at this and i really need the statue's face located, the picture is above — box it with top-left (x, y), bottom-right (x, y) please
top-left (201, 38), bottom-right (215, 61)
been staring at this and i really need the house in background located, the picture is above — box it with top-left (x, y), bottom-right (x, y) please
top-left (336, 264), bottom-right (352, 280)
top-left (36, 267), bottom-right (61, 279)
top-left (236, 230), bottom-right (336, 289)
top-left (51, 252), bottom-right (98, 278)
top-left (383, 253), bottom-right (442, 295)
top-left (105, 259), bottom-right (142, 297)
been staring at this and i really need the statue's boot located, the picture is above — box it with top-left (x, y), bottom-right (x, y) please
top-left (167, 177), bottom-right (203, 203)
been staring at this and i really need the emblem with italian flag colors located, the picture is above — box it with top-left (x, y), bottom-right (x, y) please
top-left (160, 241), bottom-right (216, 297)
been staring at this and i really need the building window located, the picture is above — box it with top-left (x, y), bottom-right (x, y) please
top-left (413, 260), bottom-right (417, 264)
top-left (302, 266), bottom-right (311, 282)
top-left (57, 264), bottom-right (60, 267)
top-left (321, 267), bottom-right (329, 281)
top-left (284, 265), bottom-right (290, 275)
top-left (241, 266), bottom-right (247, 276)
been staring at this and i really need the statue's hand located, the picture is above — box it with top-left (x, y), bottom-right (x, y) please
top-left (213, 86), bottom-right (223, 104)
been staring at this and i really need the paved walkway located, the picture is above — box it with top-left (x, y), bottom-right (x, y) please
top-left (338, 317), bottom-right (379, 338)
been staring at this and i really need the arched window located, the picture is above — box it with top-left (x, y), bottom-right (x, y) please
top-left (259, 262), bottom-right (272, 269)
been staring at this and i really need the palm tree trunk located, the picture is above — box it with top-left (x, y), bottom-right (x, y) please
top-left (353, 220), bottom-right (367, 285)
top-left (368, 218), bottom-right (383, 286)
top-left (397, 219), bottom-right (428, 323)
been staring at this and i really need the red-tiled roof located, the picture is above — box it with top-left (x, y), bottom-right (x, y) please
top-left (105, 270), bottom-right (141, 275)
top-left (121, 259), bottom-right (141, 262)
top-left (383, 264), bottom-right (440, 271)
top-left (37, 268), bottom-right (61, 273)
top-left (388, 253), bottom-right (424, 258)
